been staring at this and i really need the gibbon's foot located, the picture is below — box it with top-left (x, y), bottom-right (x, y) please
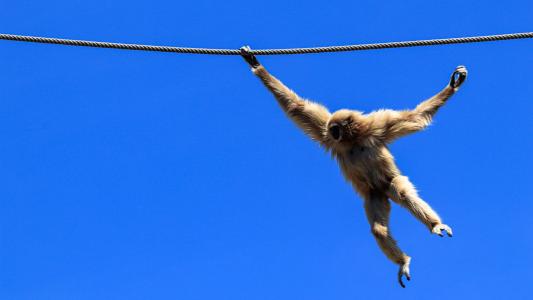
top-left (432, 223), bottom-right (453, 237)
top-left (240, 46), bottom-right (261, 68)
top-left (449, 65), bottom-right (468, 88)
top-left (398, 259), bottom-right (411, 288)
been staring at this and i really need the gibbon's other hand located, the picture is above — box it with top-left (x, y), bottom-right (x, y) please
top-left (240, 46), bottom-right (261, 68)
top-left (449, 65), bottom-right (468, 89)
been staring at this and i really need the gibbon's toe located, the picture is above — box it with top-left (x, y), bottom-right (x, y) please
top-left (442, 224), bottom-right (453, 237)
top-left (398, 264), bottom-right (411, 288)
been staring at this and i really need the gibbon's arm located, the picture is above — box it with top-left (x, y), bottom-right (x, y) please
top-left (252, 66), bottom-right (332, 143)
top-left (240, 47), bottom-right (331, 144)
top-left (370, 66), bottom-right (468, 142)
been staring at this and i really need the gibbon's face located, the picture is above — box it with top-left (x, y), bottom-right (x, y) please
top-left (327, 109), bottom-right (365, 146)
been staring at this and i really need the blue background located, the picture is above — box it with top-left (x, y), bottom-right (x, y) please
top-left (1, 1), bottom-right (532, 299)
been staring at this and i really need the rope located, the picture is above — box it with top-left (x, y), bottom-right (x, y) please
top-left (0, 32), bottom-right (532, 55)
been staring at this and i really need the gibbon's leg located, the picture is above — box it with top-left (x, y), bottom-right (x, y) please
top-left (388, 176), bottom-right (452, 237)
top-left (364, 192), bottom-right (411, 288)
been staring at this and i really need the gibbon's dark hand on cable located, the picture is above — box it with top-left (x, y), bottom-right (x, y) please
top-left (240, 46), bottom-right (261, 68)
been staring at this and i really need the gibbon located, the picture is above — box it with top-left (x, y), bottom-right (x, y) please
top-left (240, 46), bottom-right (467, 288)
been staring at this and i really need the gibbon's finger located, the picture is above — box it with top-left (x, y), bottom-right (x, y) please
top-left (450, 72), bottom-right (459, 88)
top-left (239, 46), bottom-right (252, 65)
top-left (240, 45), bottom-right (251, 54)
top-left (455, 71), bottom-right (467, 87)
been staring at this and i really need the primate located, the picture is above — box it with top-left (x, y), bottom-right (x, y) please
top-left (240, 46), bottom-right (467, 288)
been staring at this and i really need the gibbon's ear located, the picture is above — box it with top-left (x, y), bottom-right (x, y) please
top-left (240, 45), bottom-right (261, 68)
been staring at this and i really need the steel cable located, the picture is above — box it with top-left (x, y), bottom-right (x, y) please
top-left (0, 32), bottom-right (532, 55)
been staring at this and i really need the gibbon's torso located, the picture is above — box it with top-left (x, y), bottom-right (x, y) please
top-left (334, 137), bottom-right (401, 197)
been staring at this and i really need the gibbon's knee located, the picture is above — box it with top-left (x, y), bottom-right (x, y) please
top-left (389, 176), bottom-right (417, 203)
top-left (371, 223), bottom-right (389, 240)
top-left (390, 176), bottom-right (442, 229)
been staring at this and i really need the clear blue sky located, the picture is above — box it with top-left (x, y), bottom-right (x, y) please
top-left (1, 1), bottom-right (532, 299)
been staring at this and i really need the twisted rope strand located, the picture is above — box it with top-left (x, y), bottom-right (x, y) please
top-left (0, 32), bottom-right (532, 55)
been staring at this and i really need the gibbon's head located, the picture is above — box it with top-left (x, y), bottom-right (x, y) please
top-left (327, 109), bottom-right (366, 147)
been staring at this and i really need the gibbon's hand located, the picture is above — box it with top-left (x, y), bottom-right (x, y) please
top-left (449, 65), bottom-right (468, 89)
top-left (240, 46), bottom-right (261, 68)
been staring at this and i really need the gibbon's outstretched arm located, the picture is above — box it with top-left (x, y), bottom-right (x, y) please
top-left (370, 66), bottom-right (468, 142)
top-left (240, 46), bottom-right (331, 144)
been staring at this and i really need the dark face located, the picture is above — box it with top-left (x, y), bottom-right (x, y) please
top-left (328, 119), bottom-right (350, 142)
top-left (328, 110), bottom-right (366, 146)
top-left (329, 123), bottom-right (343, 141)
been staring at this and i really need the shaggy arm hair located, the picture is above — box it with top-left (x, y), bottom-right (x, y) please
top-left (252, 66), bottom-right (332, 144)
top-left (369, 66), bottom-right (467, 143)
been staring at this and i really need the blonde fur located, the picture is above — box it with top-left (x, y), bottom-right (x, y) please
top-left (250, 64), bottom-right (467, 287)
